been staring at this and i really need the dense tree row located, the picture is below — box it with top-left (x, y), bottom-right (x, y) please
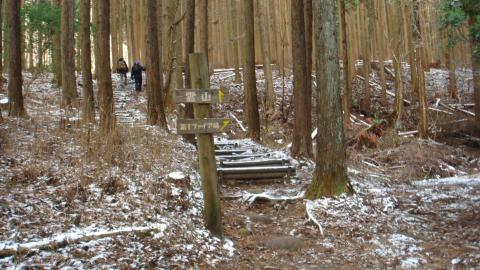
top-left (1, 0), bottom-right (478, 236)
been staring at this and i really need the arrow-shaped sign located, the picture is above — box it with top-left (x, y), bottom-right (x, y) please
top-left (218, 90), bottom-right (225, 104)
top-left (220, 119), bottom-right (230, 132)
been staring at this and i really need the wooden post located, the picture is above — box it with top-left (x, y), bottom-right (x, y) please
top-left (189, 53), bottom-right (222, 237)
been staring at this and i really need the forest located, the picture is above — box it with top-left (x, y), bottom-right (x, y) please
top-left (0, 0), bottom-right (479, 268)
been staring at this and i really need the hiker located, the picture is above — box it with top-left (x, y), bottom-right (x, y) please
top-left (131, 61), bottom-right (146, 92)
top-left (116, 58), bottom-right (129, 85)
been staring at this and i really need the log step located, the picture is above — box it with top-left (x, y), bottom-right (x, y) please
top-left (218, 166), bottom-right (295, 175)
top-left (215, 149), bottom-right (249, 155)
top-left (216, 154), bottom-right (271, 160)
top-left (219, 159), bottom-right (289, 168)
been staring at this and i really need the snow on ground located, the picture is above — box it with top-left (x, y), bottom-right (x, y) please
top-left (0, 73), bottom-right (235, 269)
top-left (1, 68), bottom-right (479, 269)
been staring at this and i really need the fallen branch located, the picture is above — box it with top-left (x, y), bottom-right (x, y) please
top-left (350, 114), bottom-right (371, 127)
top-left (0, 224), bottom-right (167, 258)
top-left (398, 130), bottom-right (419, 137)
top-left (356, 74), bottom-right (411, 105)
top-left (384, 66), bottom-right (395, 78)
top-left (219, 73), bottom-right (235, 81)
top-left (428, 107), bottom-right (453, 115)
top-left (229, 112), bottom-right (247, 132)
top-left (242, 190), bottom-right (305, 204)
top-left (305, 200), bottom-right (324, 236)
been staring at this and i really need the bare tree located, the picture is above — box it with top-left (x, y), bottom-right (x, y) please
top-left (307, 0), bottom-right (349, 198)
top-left (60, 0), bottom-right (78, 107)
top-left (243, 0), bottom-right (260, 140)
top-left (80, 0), bottom-right (95, 123)
top-left (97, 0), bottom-right (115, 133)
top-left (6, 0), bottom-right (26, 117)
top-left (291, 0), bottom-right (312, 157)
top-left (256, 0), bottom-right (275, 119)
top-left (146, 0), bottom-right (167, 127)
top-left (183, 0), bottom-right (195, 144)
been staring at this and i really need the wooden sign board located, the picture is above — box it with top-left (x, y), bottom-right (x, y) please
top-left (174, 89), bottom-right (230, 104)
top-left (176, 118), bottom-right (231, 134)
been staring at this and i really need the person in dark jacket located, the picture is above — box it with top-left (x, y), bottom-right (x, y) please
top-left (130, 61), bottom-right (145, 92)
top-left (116, 58), bottom-right (129, 85)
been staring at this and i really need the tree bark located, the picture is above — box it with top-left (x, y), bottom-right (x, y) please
top-left (304, 0), bottom-right (313, 139)
top-left (97, 0), bottom-right (115, 133)
top-left (403, 3), bottom-right (418, 100)
top-left (256, 0), bottom-right (275, 119)
top-left (413, 0), bottom-right (428, 138)
top-left (377, 0), bottom-right (388, 106)
top-left (6, 0), bottom-right (25, 117)
top-left (110, 0), bottom-right (119, 70)
top-left (80, 0), bottom-right (95, 123)
top-left (182, 0), bottom-right (195, 145)
top-left (0, 0), bottom-right (3, 90)
top-left (146, 0), bottom-right (167, 128)
top-left (387, 1), bottom-right (404, 129)
top-left (470, 18), bottom-right (480, 122)
top-left (291, 0), bottom-right (312, 158)
top-left (359, 0), bottom-right (371, 114)
top-left (307, 0), bottom-right (349, 199)
top-left (229, 0), bottom-right (241, 83)
top-left (444, 39), bottom-right (458, 99)
top-left (339, 0), bottom-right (351, 125)
top-left (243, 0), bottom-right (260, 140)
top-left (198, 0), bottom-right (208, 54)
top-left (60, 0), bottom-right (78, 107)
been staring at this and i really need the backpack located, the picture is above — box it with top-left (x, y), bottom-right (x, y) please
top-left (117, 60), bottom-right (128, 73)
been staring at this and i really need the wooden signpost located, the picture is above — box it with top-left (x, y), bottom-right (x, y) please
top-left (176, 118), bottom-right (231, 134)
top-left (174, 88), bottom-right (230, 104)
top-left (174, 53), bottom-right (230, 237)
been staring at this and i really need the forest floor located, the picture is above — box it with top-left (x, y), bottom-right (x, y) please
top-left (0, 64), bottom-right (479, 269)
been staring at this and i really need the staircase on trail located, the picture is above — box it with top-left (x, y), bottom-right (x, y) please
top-left (214, 140), bottom-right (296, 184)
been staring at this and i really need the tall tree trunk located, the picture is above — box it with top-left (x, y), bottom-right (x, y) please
top-left (27, 27), bottom-right (34, 70)
top-left (80, 0), bottom-right (95, 123)
top-left (97, 0), bottom-right (114, 133)
top-left (339, 0), bottom-right (351, 125)
top-left (445, 45), bottom-right (458, 99)
top-left (256, 0), bottom-right (275, 119)
top-left (182, 0), bottom-right (195, 144)
top-left (146, 0), bottom-right (167, 128)
top-left (7, 0), bottom-right (25, 116)
top-left (359, 0), bottom-right (371, 114)
top-left (155, 0), bottom-right (163, 99)
top-left (60, 0), bottom-right (78, 107)
top-left (377, 0), bottom-right (388, 106)
top-left (413, 0), bottom-right (428, 138)
top-left (243, 0), bottom-right (260, 140)
top-left (469, 17), bottom-right (480, 122)
top-left (229, 0), bottom-right (241, 83)
top-left (307, 0), bottom-right (349, 199)
top-left (92, 0), bottom-right (99, 79)
top-left (198, 0), bottom-right (208, 54)
top-left (110, 0), bottom-right (119, 71)
top-left (387, 1), bottom-right (404, 129)
top-left (37, 31), bottom-right (44, 70)
top-left (0, 0), bottom-right (3, 90)
top-left (291, 0), bottom-right (312, 157)
top-left (403, 3), bottom-right (418, 100)
top-left (51, 0), bottom-right (62, 78)
top-left (304, 0), bottom-right (313, 139)
top-left (126, 0), bottom-right (135, 66)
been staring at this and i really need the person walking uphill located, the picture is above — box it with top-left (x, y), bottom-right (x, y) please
top-left (131, 61), bottom-right (146, 92)
top-left (116, 58), bottom-right (129, 85)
